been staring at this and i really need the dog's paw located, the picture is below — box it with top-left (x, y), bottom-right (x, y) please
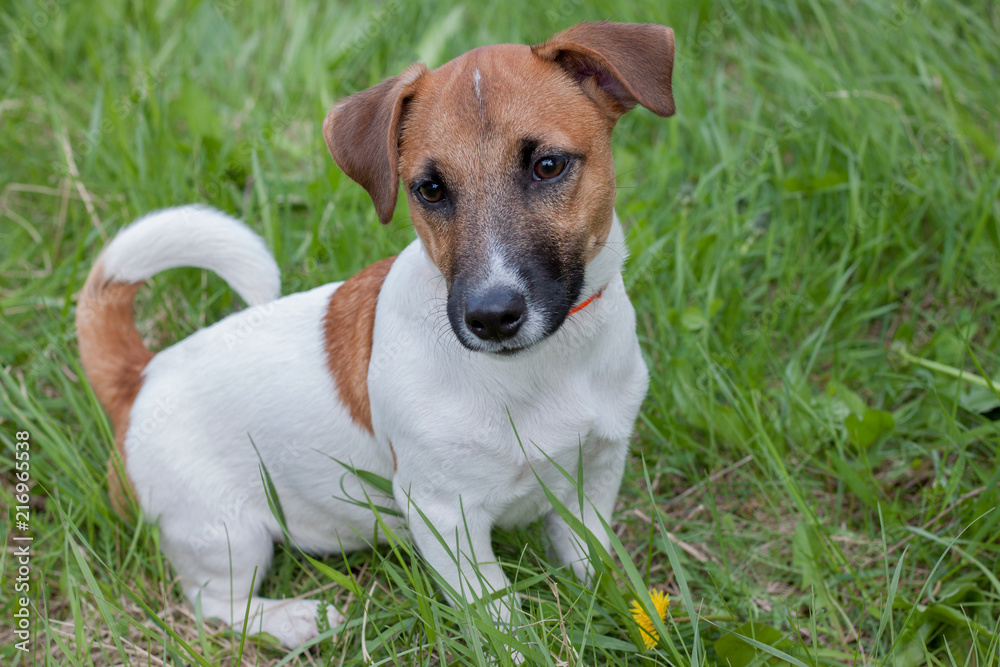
top-left (244, 598), bottom-right (344, 649)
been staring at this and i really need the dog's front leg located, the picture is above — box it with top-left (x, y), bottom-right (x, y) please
top-left (544, 438), bottom-right (628, 583)
top-left (393, 480), bottom-right (519, 627)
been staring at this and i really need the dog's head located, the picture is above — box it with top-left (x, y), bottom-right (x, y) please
top-left (324, 22), bottom-right (675, 355)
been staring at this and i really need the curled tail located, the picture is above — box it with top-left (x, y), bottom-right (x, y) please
top-left (76, 205), bottom-right (279, 510)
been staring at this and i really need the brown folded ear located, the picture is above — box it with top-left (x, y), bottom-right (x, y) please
top-left (532, 21), bottom-right (675, 119)
top-left (323, 63), bottom-right (427, 225)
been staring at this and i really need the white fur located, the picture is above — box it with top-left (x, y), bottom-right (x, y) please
top-left (110, 205), bottom-right (647, 648)
top-left (371, 216), bottom-right (647, 628)
top-left (101, 205), bottom-right (280, 306)
top-left (129, 279), bottom-right (379, 644)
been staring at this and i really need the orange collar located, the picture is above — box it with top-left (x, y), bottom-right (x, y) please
top-left (568, 284), bottom-right (607, 315)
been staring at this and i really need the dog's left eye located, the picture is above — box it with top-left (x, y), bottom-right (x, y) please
top-left (533, 156), bottom-right (567, 180)
top-left (415, 180), bottom-right (445, 204)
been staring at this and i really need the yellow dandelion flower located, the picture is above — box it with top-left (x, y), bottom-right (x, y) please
top-left (630, 589), bottom-right (670, 650)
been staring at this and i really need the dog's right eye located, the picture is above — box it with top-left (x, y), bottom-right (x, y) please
top-left (415, 180), bottom-right (445, 204)
top-left (533, 155), bottom-right (567, 180)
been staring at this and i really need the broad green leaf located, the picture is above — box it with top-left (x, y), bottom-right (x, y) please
top-left (714, 622), bottom-right (790, 667)
top-left (958, 384), bottom-right (1000, 414)
top-left (682, 305), bottom-right (709, 331)
top-left (845, 408), bottom-right (895, 450)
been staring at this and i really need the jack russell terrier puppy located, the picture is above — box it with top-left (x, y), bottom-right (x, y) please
top-left (76, 21), bottom-right (675, 649)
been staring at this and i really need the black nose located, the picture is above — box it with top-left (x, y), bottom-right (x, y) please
top-left (464, 287), bottom-right (526, 341)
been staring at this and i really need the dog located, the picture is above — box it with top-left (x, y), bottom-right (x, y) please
top-left (76, 21), bottom-right (675, 650)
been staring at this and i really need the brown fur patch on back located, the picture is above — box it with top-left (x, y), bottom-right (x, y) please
top-left (323, 256), bottom-right (396, 433)
top-left (76, 260), bottom-right (154, 517)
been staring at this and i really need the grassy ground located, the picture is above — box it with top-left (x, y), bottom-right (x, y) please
top-left (2, 0), bottom-right (999, 664)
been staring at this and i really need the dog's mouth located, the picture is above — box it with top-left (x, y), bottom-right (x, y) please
top-left (459, 336), bottom-right (540, 357)
top-left (493, 344), bottom-right (527, 356)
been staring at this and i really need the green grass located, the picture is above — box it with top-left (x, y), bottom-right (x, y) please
top-left (2, 0), bottom-right (999, 664)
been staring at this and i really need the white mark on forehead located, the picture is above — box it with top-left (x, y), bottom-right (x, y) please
top-left (472, 67), bottom-right (485, 185)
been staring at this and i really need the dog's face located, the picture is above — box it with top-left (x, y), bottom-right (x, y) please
top-left (325, 22), bottom-right (675, 354)
top-left (398, 45), bottom-right (620, 354)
